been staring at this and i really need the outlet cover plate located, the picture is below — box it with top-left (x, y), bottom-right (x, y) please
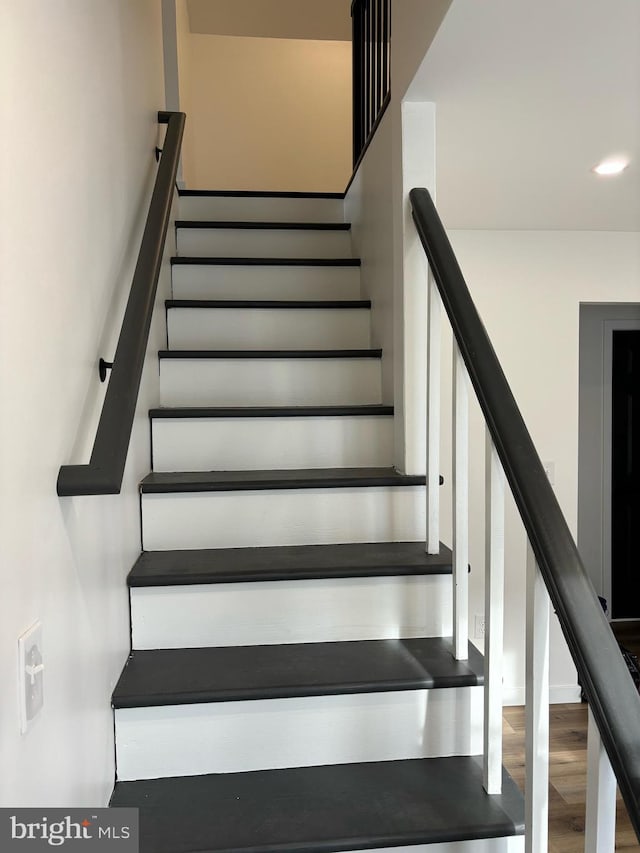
top-left (18, 621), bottom-right (44, 734)
top-left (474, 614), bottom-right (486, 639)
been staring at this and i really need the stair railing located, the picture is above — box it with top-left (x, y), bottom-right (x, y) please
top-left (351, 0), bottom-right (391, 170)
top-left (410, 187), bottom-right (640, 850)
top-left (57, 111), bottom-right (185, 497)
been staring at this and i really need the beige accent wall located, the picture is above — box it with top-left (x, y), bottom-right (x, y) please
top-left (187, 0), bottom-right (351, 41)
top-left (175, 0), bottom-right (195, 185)
top-left (182, 34), bottom-right (352, 191)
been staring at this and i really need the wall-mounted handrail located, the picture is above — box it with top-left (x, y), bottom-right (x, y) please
top-left (57, 111), bottom-right (185, 497)
top-left (410, 186), bottom-right (640, 840)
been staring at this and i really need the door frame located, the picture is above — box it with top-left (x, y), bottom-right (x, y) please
top-left (578, 303), bottom-right (640, 616)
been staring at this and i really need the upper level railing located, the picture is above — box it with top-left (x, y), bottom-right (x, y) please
top-left (351, 0), bottom-right (391, 169)
top-left (410, 187), bottom-right (640, 849)
top-left (57, 111), bottom-right (185, 497)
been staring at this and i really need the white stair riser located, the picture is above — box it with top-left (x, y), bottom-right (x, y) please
top-left (152, 416), bottom-right (394, 472)
top-left (167, 307), bottom-right (371, 350)
top-left (171, 264), bottom-right (361, 301)
top-left (141, 486), bottom-right (426, 551)
top-left (159, 358), bottom-right (382, 407)
top-left (114, 687), bottom-right (482, 780)
top-left (176, 228), bottom-right (352, 259)
top-left (131, 574), bottom-right (449, 649)
top-left (179, 196), bottom-right (345, 223)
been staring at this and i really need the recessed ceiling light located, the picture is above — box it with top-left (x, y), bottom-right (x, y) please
top-left (592, 158), bottom-right (629, 176)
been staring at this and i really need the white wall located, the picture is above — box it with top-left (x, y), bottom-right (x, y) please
top-left (0, 0), bottom-right (167, 806)
top-left (343, 0), bottom-right (640, 700)
top-left (345, 0), bottom-right (451, 447)
top-left (345, 112), bottom-right (394, 403)
top-left (399, 0), bottom-right (640, 232)
top-left (391, 101), bottom-right (436, 474)
top-left (446, 230), bottom-right (640, 702)
top-left (388, 0), bottom-right (451, 474)
top-left (180, 34), bottom-right (352, 191)
top-left (345, 98), bottom-right (436, 467)
top-left (382, 0), bottom-right (639, 699)
top-left (391, 0), bottom-right (453, 101)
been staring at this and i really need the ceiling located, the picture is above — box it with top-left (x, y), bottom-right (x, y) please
top-left (187, 0), bottom-right (352, 41)
top-left (408, 0), bottom-right (640, 231)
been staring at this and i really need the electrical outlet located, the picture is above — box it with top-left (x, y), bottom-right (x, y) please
top-left (474, 614), bottom-right (485, 639)
top-left (18, 621), bottom-right (44, 734)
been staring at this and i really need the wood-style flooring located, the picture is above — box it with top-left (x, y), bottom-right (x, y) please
top-left (503, 704), bottom-right (639, 851)
top-left (612, 621), bottom-right (640, 661)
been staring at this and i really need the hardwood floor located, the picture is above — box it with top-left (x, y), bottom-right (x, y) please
top-left (503, 704), bottom-right (639, 851)
top-left (612, 622), bottom-right (640, 662)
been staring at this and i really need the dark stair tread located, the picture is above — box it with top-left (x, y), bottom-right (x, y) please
top-left (112, 637), bottom-right (483, 708)
top-left (178, 189), bottom-right (345, 199)
top-left (149, 405), bottom-right (394, 420)
top-left (140, 467), bottom-right (426, 494)
top-left (158, 348), bottom-right (381, 359)
top-left (165, 299), bottom-right (370, 309)
top-left (110, 757), bottom-right (525, 853)
top-left (175, 221), bottom-right (351, 231)
top-left (170, 257), bottom-right (361, 266)
top-left (128, 541), bottom-right (452, 587)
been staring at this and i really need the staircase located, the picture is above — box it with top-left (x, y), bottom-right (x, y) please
top-left (109, 190), bottom-right (525, 853)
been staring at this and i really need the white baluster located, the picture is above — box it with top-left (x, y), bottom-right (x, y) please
top-left (452, 342), bottom-right (469, 660)
top-left (426, 271), bottom-right (441, 555)
top-left (484, 433), bottom-right (505, 794)
top-left (525, 542), bottom-right (550, 853)
top-left (585, 708), bottom-right (616, 853)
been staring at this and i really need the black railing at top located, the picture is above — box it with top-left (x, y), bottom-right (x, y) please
top-left (410, 187), bottom-right (640, 840)
top-left (57, 111), bottom-right (185, 497)
top-left (351, 0), bottom-right (391, 169)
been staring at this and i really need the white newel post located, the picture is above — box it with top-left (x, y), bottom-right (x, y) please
top-left (585, 708), bottom-right (616, 853)
top-left (452, 342), bottom-right (469, 660)
top-left (426, 271), bottom-right (441, 555)
top-left (525, 542), bottom-right (550, 853)
top-left (484, 433), bottom-right (505, 794)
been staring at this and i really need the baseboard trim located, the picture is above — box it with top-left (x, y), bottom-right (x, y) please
top-left (502, 685), bottom-right (582, 706)
top-left (178, 189), bottom-right (346, 199)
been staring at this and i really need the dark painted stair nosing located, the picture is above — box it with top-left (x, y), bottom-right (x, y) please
top-left (165, 299), bottom-right (371, 310)
top-left (149, 405), bottom-right (394, 420)
top-left (170, 257), bottom-right (361, 267)
top-left (178, 189), bottom-right (345, 199)
top-left (112, 637), bottom-right (484, 709)
top-left (158, 348), bottom-right (382, 360)
top-left (176, 220), bottom-right (351, 231)
top-left (140, 467), bottom-right (426, 494)
top-left (110, 757), bottom-right (524, 853)
top-left (128, 541), bottom-right (452, 587)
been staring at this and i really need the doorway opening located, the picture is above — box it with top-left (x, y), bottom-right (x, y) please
top-left (611, 330), bottom-right (640, 618)
top-left (578, 304), bottom-right (640, 621)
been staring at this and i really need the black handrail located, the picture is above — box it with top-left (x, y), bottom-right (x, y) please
top-left (351, 0), bottom-right (391, 167)
top-left (57, 111), bottom-right (185, 497)
top-left (410, 187), bottom-right (640, 839)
